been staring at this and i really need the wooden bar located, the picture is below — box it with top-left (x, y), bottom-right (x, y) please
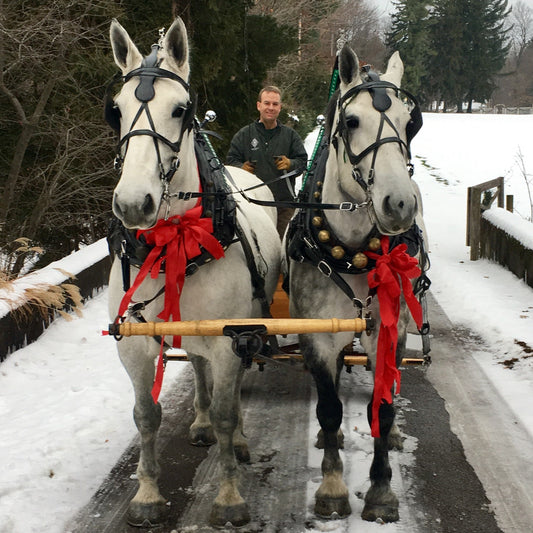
top-left (117, 317), bottom-right (369, 338)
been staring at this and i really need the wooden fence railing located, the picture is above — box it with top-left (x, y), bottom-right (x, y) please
top-left (0, 241), bottom-right (111, 362)
top-left (467, 178), bottom-right (533, 290)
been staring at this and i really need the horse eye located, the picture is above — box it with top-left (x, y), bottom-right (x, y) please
top-left (172, 106), bottom-right (185, 118)
top-left (346, 116), bottom-right (359, 129)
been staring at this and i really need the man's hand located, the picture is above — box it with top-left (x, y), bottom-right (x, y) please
top-left (242, 161), bottom-right (256, 173)
top-left (274, 155), bottom-right (291, 171)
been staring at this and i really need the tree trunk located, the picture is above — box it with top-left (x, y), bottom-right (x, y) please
top-left (0, 77), bottom-right (57, 230)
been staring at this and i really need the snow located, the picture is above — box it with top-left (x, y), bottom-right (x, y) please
top-left (0, 239), bottom-right (109, 319)
top-left (484, 207), bottom-right (533, 249)
top-left (1, 112), bottom-right (533, 532)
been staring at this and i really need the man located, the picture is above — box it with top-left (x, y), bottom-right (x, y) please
top-left (226, 86), bottom-right (307, 236)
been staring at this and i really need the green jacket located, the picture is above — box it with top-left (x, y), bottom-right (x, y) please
top-left (226, 120), bottom-right (308, 201)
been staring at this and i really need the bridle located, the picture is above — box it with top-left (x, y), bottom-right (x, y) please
top-left (332, 68), bottom-right (422, 194)
top-left (104, 42), bottom-right (197, 214)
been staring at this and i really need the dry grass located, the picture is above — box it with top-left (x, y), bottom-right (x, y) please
top-left (1, 238), bottom-right (83, 323)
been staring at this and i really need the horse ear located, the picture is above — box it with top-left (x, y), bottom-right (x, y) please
top-left (162, 17), bottom-right (190, 78)
top-left (110, 19), bottom-right (142, 74)
top-left (339, 45), bottom-right (362, 88)
top-left (381, 51), bottom-right (404, 87)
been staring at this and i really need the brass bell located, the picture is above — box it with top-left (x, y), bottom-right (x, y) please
top-left (316, 181), bottom-right (323, 188)
top-left (312, 216), bottom-right (322, 227)
top-left (331, 246), bottom-right (345, 260)
top-left (368, 237), bottom-right (381, 251)
top-left (318, 230), bottom-right (330, 243)
top-left (352, 252), bottom-right (368, 268)
top-left (313, 191), bottom-right (321, 200)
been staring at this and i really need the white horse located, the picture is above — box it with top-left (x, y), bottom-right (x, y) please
top-left (107, 18), bottom-right (280, 527)
top-left (286, 45), bottom-right (427, 522)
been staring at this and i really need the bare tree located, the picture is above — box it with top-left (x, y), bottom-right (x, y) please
top-left (510, 0), bottom-right (533, 67)
top-left (0, 0), bottom-right (121, 271)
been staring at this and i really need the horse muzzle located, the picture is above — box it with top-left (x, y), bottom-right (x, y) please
top-left (113, 191), bottom-right (159, 229)
top-left (374, 193), bottom-right (418, 235)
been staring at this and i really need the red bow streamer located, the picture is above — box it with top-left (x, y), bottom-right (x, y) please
top-left (116, 204), bottom-right (225, 402)
top-left (366, 236), bottom-right (422, 438)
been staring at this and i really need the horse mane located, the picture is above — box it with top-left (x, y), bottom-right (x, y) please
top-left (325, 88), bottom-right (340, 140)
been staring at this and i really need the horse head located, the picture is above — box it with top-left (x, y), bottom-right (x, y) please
top-left (109, 18), bottom-right (197, 229)
top-left (331, 45), bottom-right (421, 236)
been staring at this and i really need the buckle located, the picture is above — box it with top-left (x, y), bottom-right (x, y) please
top-left (317, 260), bottom-right (332, 277)
top-left (303, 236), bottom-right (318, 250)
top-left (339, 202), bottom-right (354, 211)
top-left (185, 261), bottom-right (199, 276)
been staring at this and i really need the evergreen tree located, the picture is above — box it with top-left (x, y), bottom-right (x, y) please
top-left (461, 0), bottom-right (511, 111)
top-left (386, 0), bottom-right (432, 102)
top-left (428, 0), bottom-right (511, 111)
top-left (427, 0), bottom-right (467, 110)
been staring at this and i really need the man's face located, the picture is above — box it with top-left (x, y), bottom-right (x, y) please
top-left (257, 91), bottom-right (281, 123)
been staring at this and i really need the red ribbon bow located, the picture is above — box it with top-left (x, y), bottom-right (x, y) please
top-left (366, 236), bottom-right (422, 438)
top-left (116, 205), bottom-right (225, 403)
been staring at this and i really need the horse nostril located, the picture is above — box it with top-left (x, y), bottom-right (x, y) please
top-left (398, 200), bottom-right (404, 209)
top-left (141, 194), bottom-right (155, 216)
top-left (113, 195), bottom-right (123, 218)
top-left (383, 195), bottom-right (393, 216)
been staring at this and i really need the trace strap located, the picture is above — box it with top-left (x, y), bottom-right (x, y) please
top-left (365, 236), bottom-right (422, 438)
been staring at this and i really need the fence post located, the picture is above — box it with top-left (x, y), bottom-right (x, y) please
top-left (466, 177), bottom-right (504, 261)
top-left (469, 187), bottom-right (482, 260)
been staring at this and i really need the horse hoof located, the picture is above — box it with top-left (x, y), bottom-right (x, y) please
top-left (234, 443), bottom-right (250, 463)
top-left (209, 502), bottom-right (250, 527)
top-left (361, 503), bottom-right (399, 523)
top-left (314, 496), bottom-right (351, 518)
top-left (126, 500), bottom-right (169, 527)
top-left (189, 425), bottom-right (216, 447)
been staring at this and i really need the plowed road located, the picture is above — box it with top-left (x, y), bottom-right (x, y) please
top-left (67, 293), bottom-right (533, 533)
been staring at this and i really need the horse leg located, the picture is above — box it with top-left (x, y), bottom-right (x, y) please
top-left (388, 302), bottom-right (410, 451)
top-left (188, 353), bottom-right (216, 446)
top-left (315, 354), bottom-right (345, 450)
top-left (311, 363), bottom-right (351, 518)
top-left (232, 368), bottom-right (250, 463)
top-left (362, 399), bottom-right (399, 522)
top-left (118, 342), bottom-right (169, 527)
top-left (208, 359), bottom-right (250, 527)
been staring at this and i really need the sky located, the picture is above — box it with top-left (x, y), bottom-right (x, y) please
top-left (1, 111), bottom-right (533, 533)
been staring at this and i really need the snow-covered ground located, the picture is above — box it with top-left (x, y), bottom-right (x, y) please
top-left (1, 112), bottom-right (533, 533)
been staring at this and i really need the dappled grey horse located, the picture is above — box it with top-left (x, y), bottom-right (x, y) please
top-left (286, 44), bottom-right (427, 522)
top-left (106, 18), bottom-right (280, 527)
